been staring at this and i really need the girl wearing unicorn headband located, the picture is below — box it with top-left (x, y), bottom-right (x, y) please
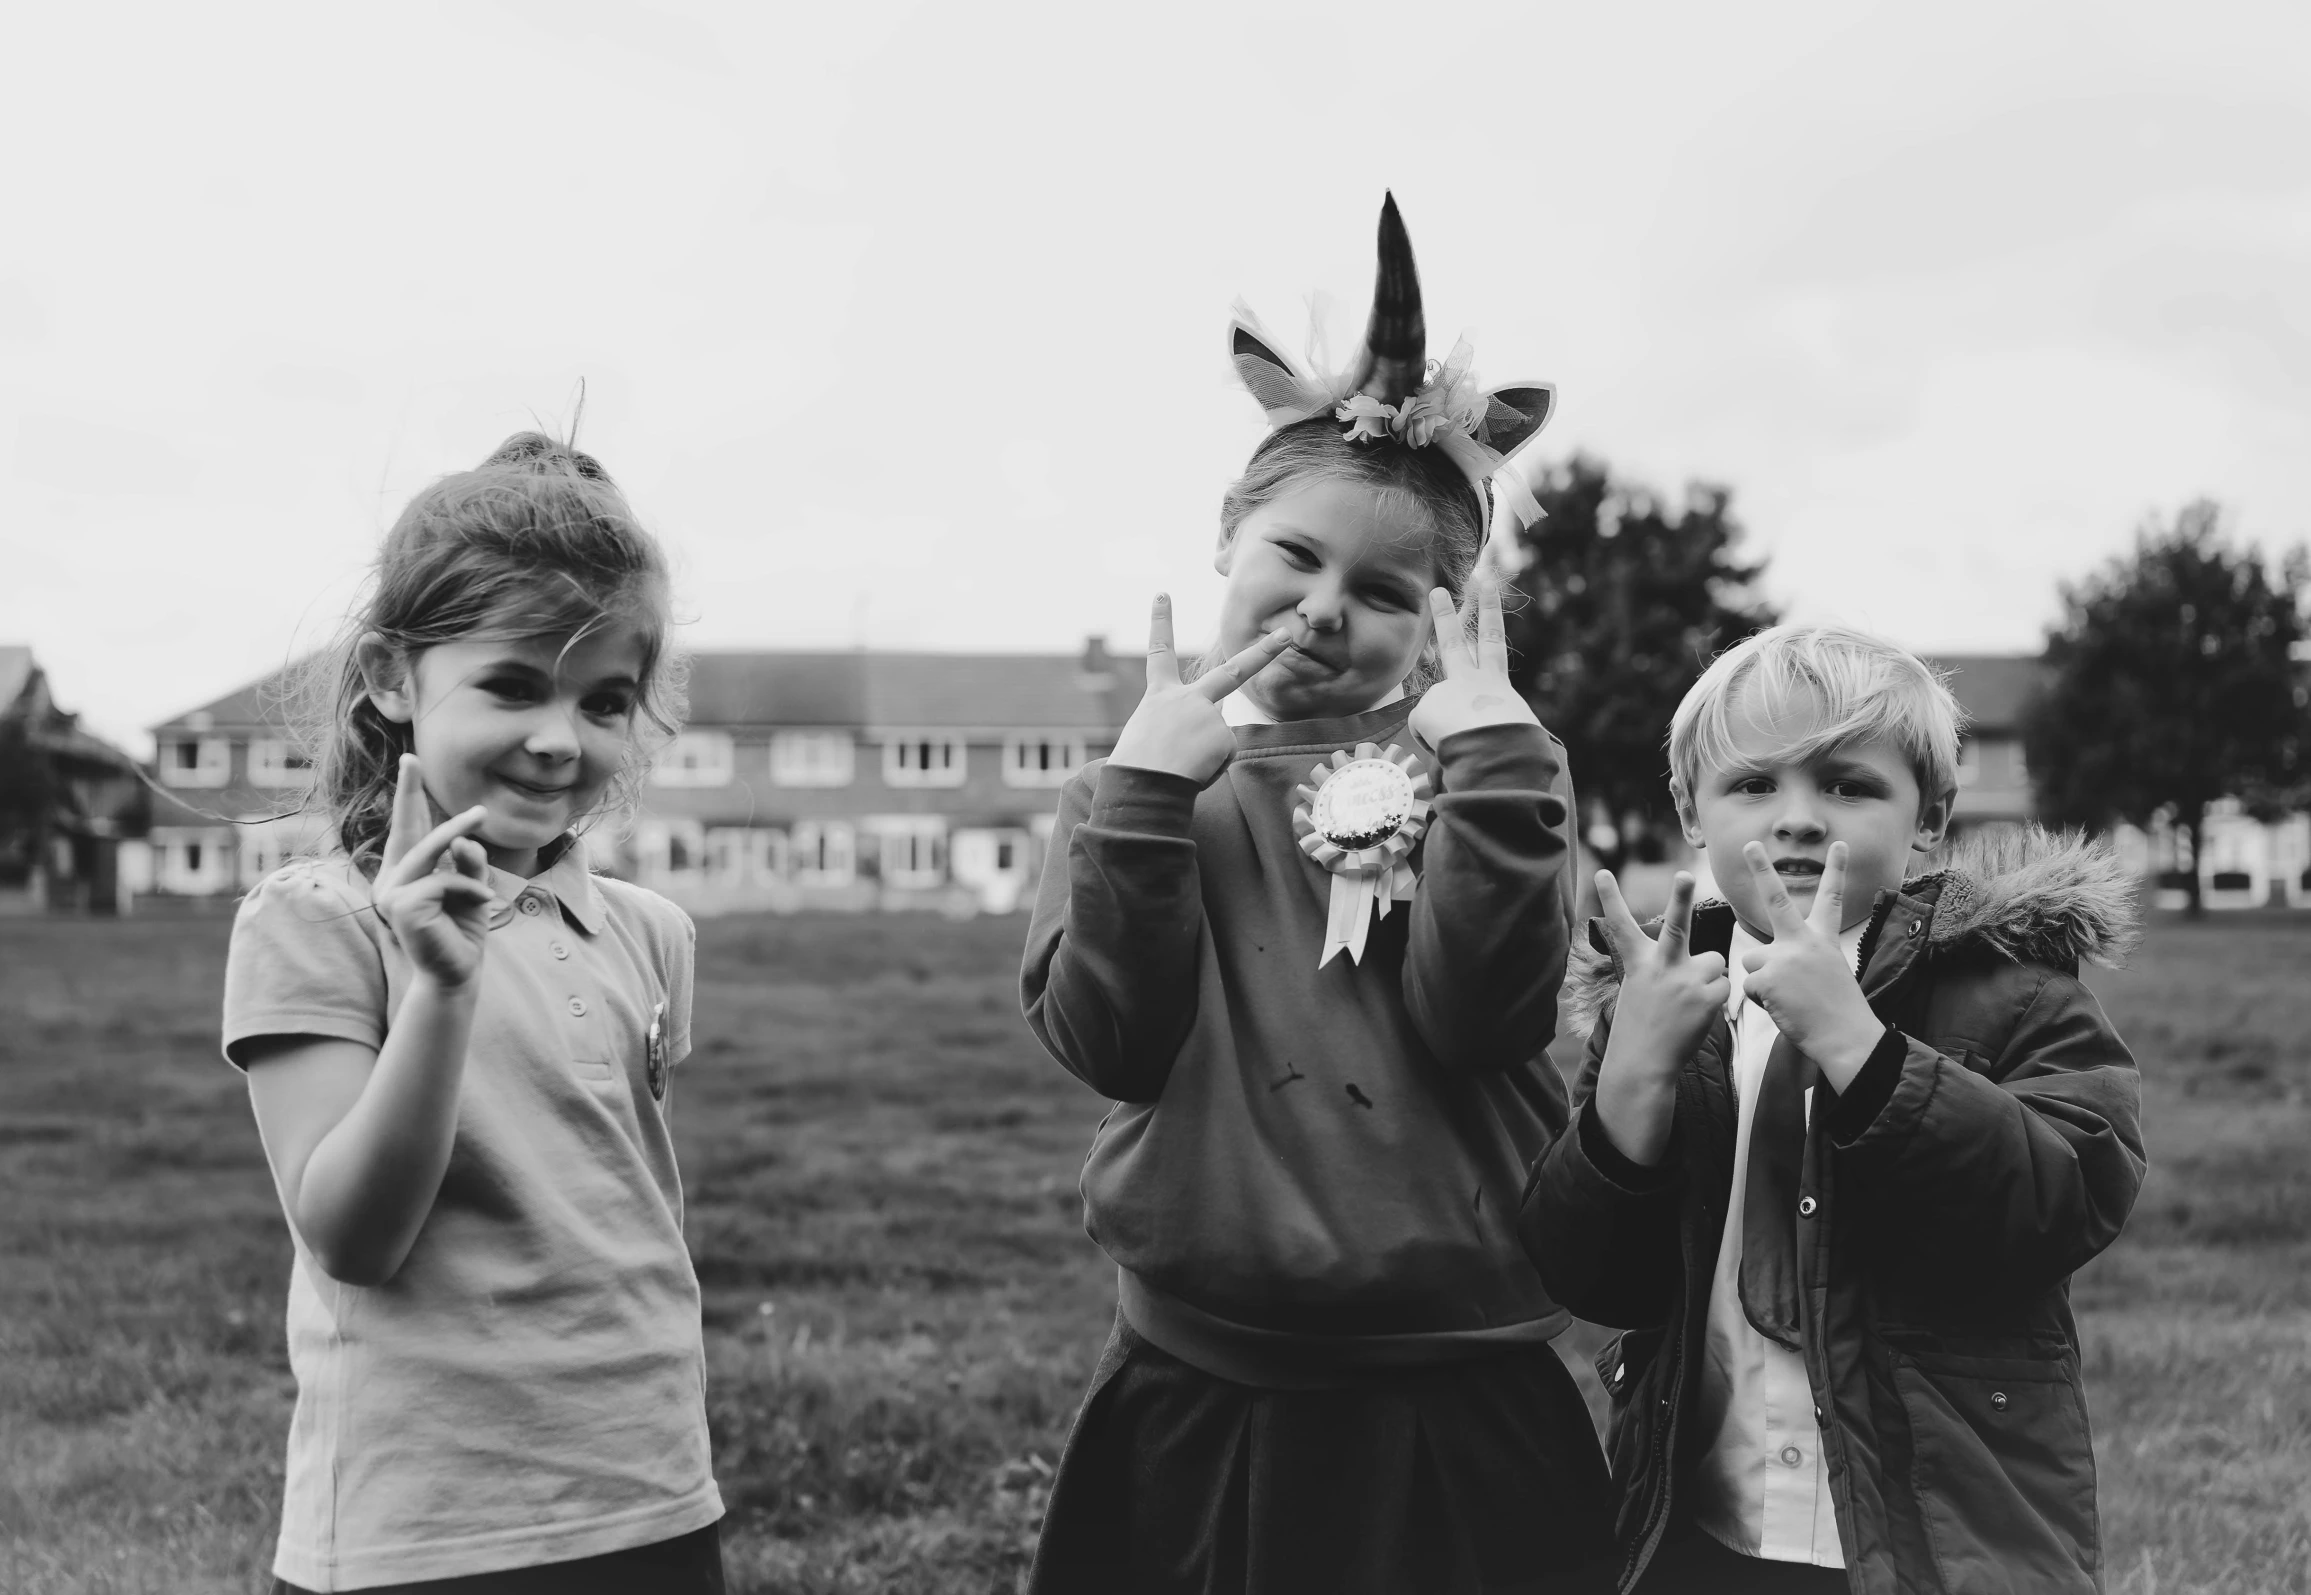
top-left (1021, 195), bottom-right (1613, 1593)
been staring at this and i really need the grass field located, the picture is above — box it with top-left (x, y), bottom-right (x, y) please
top-left (2, 906), bottom-right (2307, 1594)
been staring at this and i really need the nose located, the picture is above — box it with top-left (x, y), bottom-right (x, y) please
top-left (1297, 578), bottom-right (1347, 634)
top-left (524, 702), bottom-right (582, 763)
top-left (1772, 788), bottom-right (1827, 843)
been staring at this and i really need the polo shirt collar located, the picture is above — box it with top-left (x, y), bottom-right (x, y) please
top-left (485, 834), bottom-right (608, 936)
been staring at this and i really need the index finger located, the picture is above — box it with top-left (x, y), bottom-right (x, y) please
top-left (1145, 594), bottom-right (1181, 691)
top-left (380, 755), bottom-right (431, 871)
top-left (1593, 869), bottom-right (1648, 961)
top-left (1194, 626), bottom-right (1293, 703)
top-left (1808, 840), bottom-right (1849, 934)
top-left (1741, 840), bottom-right (1806, 937)
top-left (1427, 588), bottom-right (1470, 678)
top-left (379, 806), bottom-right (490, 892)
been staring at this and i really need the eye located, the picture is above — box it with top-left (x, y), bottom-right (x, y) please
top-left (1732, 776), bottom-right (1775, 797)
top-left (1828, 778), bottom-right (1886, 800)
top-left (1361, 584), bottom-right (1417, 611)
top-left (1275, 540), bottom-right (1319, 570)
top-left (481, 675), bottom-right (540, 703)
top-left (582, 690), bottom-right (636, 719)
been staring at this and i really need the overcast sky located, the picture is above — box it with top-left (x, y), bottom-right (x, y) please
top-left (5, 1), bottom-right (2308, 753)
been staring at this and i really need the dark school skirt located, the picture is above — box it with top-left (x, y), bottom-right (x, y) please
top-left (1029, 1317), bottom-right (1618, 1595)
top-left (268, 1519), bottom-right (724, 1595)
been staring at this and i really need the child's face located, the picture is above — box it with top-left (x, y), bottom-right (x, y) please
top-left (379, 626), bottom-right (648, 878)
top-left (1212, 476), bottom-right (1439, 720)
top-left (1676, 683), bottom-right (1950, 938)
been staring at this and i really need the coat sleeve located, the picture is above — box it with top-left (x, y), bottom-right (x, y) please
top-left (1399, 722), bottom-right (1577, 1074)
top-left (1826, 965), bottom-right (2146, 1297)
top-left (1518, 999), bottom-right (1688, 1330)
top-left (1019, 759), bottom-right (1207, 1103)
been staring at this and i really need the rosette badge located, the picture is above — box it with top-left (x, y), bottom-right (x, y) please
top-left (1292, 742), bottom-right (1434, 968)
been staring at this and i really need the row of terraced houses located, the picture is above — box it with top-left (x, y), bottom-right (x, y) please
top-left (104, 641), bottom-right (2311, 915)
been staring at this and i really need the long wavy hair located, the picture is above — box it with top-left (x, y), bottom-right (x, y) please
top-left (292, 432), bottom-right (685, 874)
top-left (1215, 418), bottom-right (1489, 693)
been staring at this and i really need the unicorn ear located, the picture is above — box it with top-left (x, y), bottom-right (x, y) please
top-left (1229, 301), bottom-right (1331, 427)
top-left (1480, 384), bottom-right (1556, 459)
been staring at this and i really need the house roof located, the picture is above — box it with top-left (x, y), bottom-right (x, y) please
top-left (0, 646), bottom-right (35, 713)
top-left (1925, 654), bottom-right (2048, 734)
top-left (151, 645), bottom-right (1148, 737)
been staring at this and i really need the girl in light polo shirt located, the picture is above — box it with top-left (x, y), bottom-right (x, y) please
top-left (223, 433), bottom-right (724, 1593)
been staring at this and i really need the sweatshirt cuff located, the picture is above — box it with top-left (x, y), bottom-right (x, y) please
top-left (1434, 723), bottom-right (1563, 804)
top-left (1090, 762), bottom-right (1202, 837)
top-left (1576, 1098), bottom-right (1681, 1194)
top-left (1828, 1025), bottom-right (1909, 1144)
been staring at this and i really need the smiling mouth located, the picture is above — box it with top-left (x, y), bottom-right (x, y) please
top-left (1774, 859), bottom-right (1824, 882)
top-left (498, 776), bottom-right (574, 800)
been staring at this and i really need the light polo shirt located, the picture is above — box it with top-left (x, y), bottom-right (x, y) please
top-left (223, 842), bottom-right (720, 1592)
top-left (1686, 919), bottom-right (1866, 1569)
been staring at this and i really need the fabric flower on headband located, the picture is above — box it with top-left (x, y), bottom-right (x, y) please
top-left (1229, 193), bottom-right (1557, 573)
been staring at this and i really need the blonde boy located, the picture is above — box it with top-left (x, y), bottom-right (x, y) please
top-left (1521, 623), bottom-right (2145, 1594)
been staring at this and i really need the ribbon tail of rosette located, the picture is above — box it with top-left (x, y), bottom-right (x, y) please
top-left (1320, 873), bottom-right (1379, 967)
top-left (1372, 863), bottom-right (1396, 921)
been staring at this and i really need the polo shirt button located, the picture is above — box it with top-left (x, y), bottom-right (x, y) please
top-left (1990, 1391), bottom-right (2009, 1411)
top-left (519, 896), bottom-right (543, 915)
top-left (568, 997), bottom-right (587, 1017)
top-left (550, 941), bottom-right (570, 960)
top-left (1798, 1196), bottom-right (1818, 1216)
top-left (1779, 1445), bottom-right (1803, 1467)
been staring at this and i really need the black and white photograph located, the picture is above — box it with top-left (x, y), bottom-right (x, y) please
top-left (3, 4), bottom-right (2307, 1592)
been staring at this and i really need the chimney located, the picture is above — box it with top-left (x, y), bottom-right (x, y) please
top-left (1076, 635), bottom-right (1117, 692)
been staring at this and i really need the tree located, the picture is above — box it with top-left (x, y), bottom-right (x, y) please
top-left (2023, 500), bottom-right (2310, 917)
top-left (0, 715), bottom-right (59, 887)
top-left (1503, 456), bottom-right (1776, 865)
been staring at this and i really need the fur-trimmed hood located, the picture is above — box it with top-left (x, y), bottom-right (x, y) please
top-left (1563, 826), bottom-right (2142, 1037)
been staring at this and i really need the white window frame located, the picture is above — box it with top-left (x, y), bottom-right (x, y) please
top-left (790, 820), bottom-right (856, 885)
top-left (160, 736), bottom-right (229, 788)
top-left (769, 731), bottom-right (855, 788)
top-left (2008, 740), bottom-right (2028, 784)
top-left (1004, 732), bottom-right (1086, 788)
top-left (1955, 739), bottom-right (1980, 788)
top-left (871, 816), bottom-right (949, 889)
top-left (883, 732), bottom-right (967, 788)
top-left (155, 828), bottom-right (234, 894)
top-left (245, 738), bottom-right (314, 789)
top-left (652, 730), bottom-right (735, 788)
top-left (705, 826), bottom-right (788, 884)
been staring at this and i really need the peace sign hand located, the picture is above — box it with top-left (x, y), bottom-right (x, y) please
top-left (1590, 869), bottom-right (1729, 1165)
top-left (1736, 840), bottom-right (1888, 1088)
top-left (374, 755), bottom-right (497, 990)
top-left (1107, 594), bottom-right (1293, 788)
top-left (1407, 580), bottom-right (1540, 753)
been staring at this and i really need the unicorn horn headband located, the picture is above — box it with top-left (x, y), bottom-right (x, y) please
top-left (1229, 192), bottom-right (1555, 570)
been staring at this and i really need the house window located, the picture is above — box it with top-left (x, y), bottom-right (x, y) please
top-left (770, 731), bottom-right (855, 787)
top-left (636, 818), bottom-right (706, 882)
top-left (884, 733), bottom-right (966, 788)
top-left (1004, 733), bottom-right (1086, 788)
top-left (874, 817), bottom-right (948, 888)
top-left (246, 739), bottom-right (314, 788)
top-left (2009, 741), bottom-right (2028, 783)
top-left (161, 737), bottom-right (229, 788)
top-left (1955, 740), bottom-right (1980, 788)
top-left (706, 826), bottom-right (788, 884)
top-left (791, 821), bottom-right (855, 885)
top-left (155, 829), bottom-right (233, 894)
top-left (653, 731), bottom-right (735, 788)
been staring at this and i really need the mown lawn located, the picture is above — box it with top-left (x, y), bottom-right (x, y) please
top-left (1, 906), bottom-right (2306, 1593)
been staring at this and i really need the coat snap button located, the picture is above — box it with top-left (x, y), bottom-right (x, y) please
top-left (1778, 1445), bottom-right (1803, 1466)
top-left (1798, 1196), bottom-right (1818, 1217)
top-left (1990, 1391), bottom-right (2009, 1411)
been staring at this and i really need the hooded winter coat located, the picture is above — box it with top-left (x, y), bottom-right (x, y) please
top-left (1519, 829), bottom-right (2147, 1595)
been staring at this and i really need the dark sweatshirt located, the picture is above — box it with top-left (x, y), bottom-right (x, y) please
top-left (1021, 696), bottom-right (1581, 1386)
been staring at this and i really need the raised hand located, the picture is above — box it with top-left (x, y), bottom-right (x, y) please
top-left (375, 755), bottom-right (496, 989)
top-left (1591, 870), bottom-right (1729, 1165)
top-left (1407, 579), bottom-right (1540, 752)
top-left (1106, 594), bottom-right (1293, 787)
top-left (1737, 840), bottom-right (1887, 1088)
